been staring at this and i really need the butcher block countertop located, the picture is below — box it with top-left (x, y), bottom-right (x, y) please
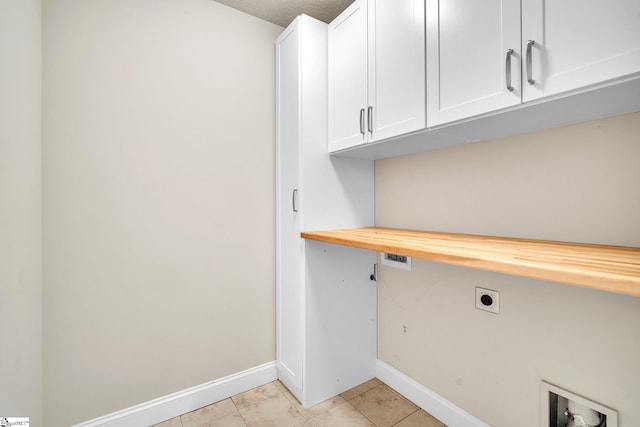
top-left (301, 227), bottom-right (640, 297)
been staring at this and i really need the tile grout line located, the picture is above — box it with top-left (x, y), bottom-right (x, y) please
top-left (349, 382), bottom-right (422, 427)
top-left (389, 407), bottom-right (420, 427)
top-left (354, 403), bottom-right (378, 427)
top-left (385, 383), bottom-right (420, 427)
top-left (342, 383), bottom-right (380, 427)
top-left (229, 392), bottom-right (247, 427)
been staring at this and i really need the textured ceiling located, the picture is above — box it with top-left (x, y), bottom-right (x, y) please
top-left (213, 0), bottom-right (355, 27)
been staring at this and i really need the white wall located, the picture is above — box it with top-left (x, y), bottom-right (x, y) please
top-left (376, 113), bottom-right (640, 427)
top-left (42, 0), bottom-right (282, 425)
top-left (0, 0), bottom-right (42, 425)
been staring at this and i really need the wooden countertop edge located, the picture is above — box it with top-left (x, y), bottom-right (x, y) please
top-left (300, 227), bottom-right (640, 298)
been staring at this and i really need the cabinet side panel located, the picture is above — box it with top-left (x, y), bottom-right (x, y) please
top-left (299, 15), bottom-right (376, 407)
top-left (303, 15), bottom-right (374, 230)
top-left (304, 241), bottom-right (377, 407)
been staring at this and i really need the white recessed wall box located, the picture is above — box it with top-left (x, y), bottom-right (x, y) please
top-left (541, 380), bottom-right (617, 427)
top-left (380, 252), bottom-right (412, 271)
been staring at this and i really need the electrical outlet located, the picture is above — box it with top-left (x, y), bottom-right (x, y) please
top-left (380, 252), bottom-right (412, 271)
top-left (476, 287), bottom-right (499, 314)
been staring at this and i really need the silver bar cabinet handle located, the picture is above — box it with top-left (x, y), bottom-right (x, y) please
top-left (367, 106), bottom-right (373, 134)
top-left (292, 189), bottom-right (298, 212)
top-left (526, 40), bottom-right (535, 85)
top-left (505, 49), bottom-right (514, 92)
top-left (359, 108), bottom-right (365, 135)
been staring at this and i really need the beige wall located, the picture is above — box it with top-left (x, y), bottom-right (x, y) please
top-left (42, 0), bottom-right (282, 425)
top-left (376, 113), bottom-right (640, 427)
top-left (0, 0), bottom-right (42, 424)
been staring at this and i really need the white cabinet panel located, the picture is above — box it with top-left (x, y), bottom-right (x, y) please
top-left (275, 22), bottom-right (303, 391)
top-left (329, 0), bottom-right (426, 152)
top-left (304, 242), bottom-right (377, 407)
top-left (428, 0), bottom-right (640, 127)
top-left (369, 0), bottom-right (425, 141)
top-left (328, 1), bottom-right (368, 152)
top-left (522, 0), bottom-right (640, 101)
top-left (426, 0), bottom-right (521, 126)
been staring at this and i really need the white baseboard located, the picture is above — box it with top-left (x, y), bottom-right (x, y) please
top-left (74, 359), bottom-right (488, 426)
top-left (73, 361), bottom-right (277, 427)
top-left (376, 359), bottom-right (490, 427)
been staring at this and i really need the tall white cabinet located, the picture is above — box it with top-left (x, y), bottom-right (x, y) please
top-left (328, 0), bottom-right (425, 152)
top-left (275, 15), bottom-right (376, 408)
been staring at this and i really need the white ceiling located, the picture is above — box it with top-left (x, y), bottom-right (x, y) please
top-left (213, 0), bottom-right (355, 27)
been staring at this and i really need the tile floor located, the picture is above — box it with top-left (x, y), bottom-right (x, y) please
top-left (153, 378), bottom-right (446, 427)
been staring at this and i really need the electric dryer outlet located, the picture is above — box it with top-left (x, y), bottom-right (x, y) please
top-left (475, 287), bottom-right (499, 314)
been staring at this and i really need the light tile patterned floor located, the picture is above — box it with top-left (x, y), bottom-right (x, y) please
top-left (153, 378), bottom-right (446, 427)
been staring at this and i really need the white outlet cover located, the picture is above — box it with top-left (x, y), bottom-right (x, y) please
top-left (380, 252), bottom-right (412, 271)
top-left (476, 287), bottom-right (499, 314)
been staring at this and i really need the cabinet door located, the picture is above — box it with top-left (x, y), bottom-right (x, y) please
top-left (275, 22), bottom-right (303, 390)
top-left (426, 0), bottom-right (521, 126)
top-left (522, 0), bottom-right (640, 102)
top-left (328, 0), bottom-right (368, 152)
top-left (369, 0), bottom-right (425, 141)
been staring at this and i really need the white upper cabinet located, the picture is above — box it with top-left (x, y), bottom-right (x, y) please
top-left (329, 0), bottom-right (425, 152)
top-left (427, 0), bottom-right (640, 127)
top-left (426, 0), bottom-right (521, 126)
top-left (521, 0), bottom-right (640, 102)
top-left (369, 0), bottom-right (426, 141)
top-left (328, 1), bottom-right (369, 151)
